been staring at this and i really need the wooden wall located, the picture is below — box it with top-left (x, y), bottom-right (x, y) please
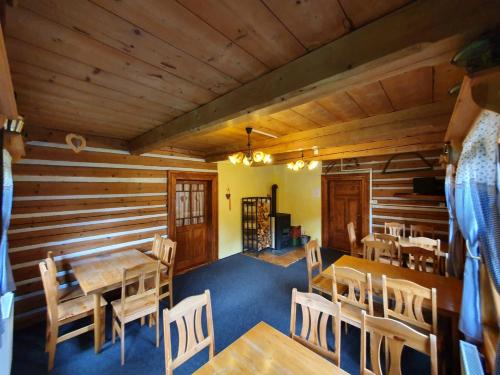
top-left (322, 149), bottom-right (448, 241)
top-left (9, 126), bottom-right (216, 326)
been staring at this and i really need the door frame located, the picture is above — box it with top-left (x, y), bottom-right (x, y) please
top-left (321, 173), bottom-right (370, 250)
top-left (167, 171), bottom-right (218, 271)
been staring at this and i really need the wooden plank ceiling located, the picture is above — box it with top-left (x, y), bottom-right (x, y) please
top-left (4, 0), bottom-right (467, 161)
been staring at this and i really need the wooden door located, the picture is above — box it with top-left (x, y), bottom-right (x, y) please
top-left (168, 172), bottom-right (218, 273)
top-left (174, 181), bottom-right (208, 271)
top-left (322, 175), bottom-right (368, 252)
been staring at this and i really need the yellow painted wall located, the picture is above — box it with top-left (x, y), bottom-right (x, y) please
top-left (274, 163), bottom-right (322, 242)
top-left (217, 161), bottom-right (322, 258)
top-left (217, 161), bottom-right (277, 258)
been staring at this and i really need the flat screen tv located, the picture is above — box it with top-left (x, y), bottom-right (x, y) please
top-left (413, 177), bottom-right (444, 195)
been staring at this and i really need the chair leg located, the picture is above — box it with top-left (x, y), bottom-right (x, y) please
top-left (140, 316), bottom-right (145, 326)
top-left (155, 311), bottom-right (160, 348)
top-left (47, 326), bottom-right (58, 371)
top-left (169, 283), bottom-right (174, 308)
top-left (120, 321), bottom-right (125, 366)
top-left (112, 309), bottom-right (116, 344)
top-left (100, 307), bottom-right (106, 346)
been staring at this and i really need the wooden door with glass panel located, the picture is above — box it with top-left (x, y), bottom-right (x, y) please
top-left (174, 181), bottom-right (209, 272)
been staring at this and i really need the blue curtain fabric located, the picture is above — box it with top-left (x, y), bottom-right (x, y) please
top-left (455, 110), bottom-right (499, 343)
top-left (0, 150), bottom-right (15, 297)
top-left (445, 164), bottom-right (464, 278)
top-left (1, 150), bottom-right (15, 344)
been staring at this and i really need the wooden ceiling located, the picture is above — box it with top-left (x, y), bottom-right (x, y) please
top-left (4, 0), bottom-right (496, 162)
top-left (174, 63), bottom-right (464, 155)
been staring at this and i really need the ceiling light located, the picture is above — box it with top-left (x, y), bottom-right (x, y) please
top-left (227, 127), bottom-right (272, 167)
top-left (288, 150), bottom-right (319, 172)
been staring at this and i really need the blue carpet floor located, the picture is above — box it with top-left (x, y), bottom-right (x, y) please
top-left (12, 250), bottom-right (430, 374)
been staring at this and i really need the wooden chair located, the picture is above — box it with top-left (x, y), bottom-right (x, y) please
top-left (331, 266), bottom-right (374, 329)
top-left (363, 240), bottom-right (393, 264)
top-left (372, 233), bottom-right (399, 265)
top-left (361, 311), bottom-right (438, 375)
top-left (46, 251), bottom-right (84, 302)
top-left (400, 245), bottom-right (438, 274)
top-left (150, 234), bottom-right (177, 307)
top-left (163, 290), bottom-right (215, 375)
top-left (111, 261), bottom-right (160, 365)
top-left (40, 260), bottom-right (107, 371)
top-left (347, 222), bottom-right (363, 257)
top-left (384, 222), bottom-right (405, 237)
top-left (410, 224), bottom-right (435, 238)
top-left (382, 275), bottom-right (437, 335)
top-left (409, 236), bottom-right (447, 276)
top-left (290, 288), bottom-right (341, 366)
top-left (305, 239), bottom-right (332, 296)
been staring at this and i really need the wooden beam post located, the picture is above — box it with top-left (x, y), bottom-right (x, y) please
top-left (129, 0), bottom-right (500, 155)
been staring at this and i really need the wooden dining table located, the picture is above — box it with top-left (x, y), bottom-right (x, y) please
top-left (194, 321), bottom-right (348, 374)
top-left (361, 233), bottom-right (446, 251)
top-left (322, 255), bottom-right (463, 373)
top-left (70, 249), bottom-right (164, 353)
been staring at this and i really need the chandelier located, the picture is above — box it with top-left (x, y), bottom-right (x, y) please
top-left (287, 151), bottom-right (319, 171)
top-left (228, 127), bottom-right (272, 166)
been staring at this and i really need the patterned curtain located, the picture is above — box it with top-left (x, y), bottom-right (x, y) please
top-left (1, 149), bottom-right (16, 342)
top-left (0, 149), bottom-right (15, 297)
top-left (445, 164), bottom-right (464, 277)
top-left (455, 110), bottom-right (499, 345)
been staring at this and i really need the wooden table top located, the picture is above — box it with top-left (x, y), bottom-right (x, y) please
top-left (361, 233), bottom-right (440, 250)
top-left (322, 255), bottom-right (462, 316)
top-left (194, 322), bottom-right (348, 375)
top-left (70, 249), bottom-right (161, 295)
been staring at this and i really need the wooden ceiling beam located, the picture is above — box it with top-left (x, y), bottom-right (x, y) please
top-left (205, 100), bottom-right (454, 161)
top-left (129, 0), bottom-right (500, 154)
top-left (270, 133), bottom-right (446, 164)
top-left (0, 22), bottom-right (17, 117)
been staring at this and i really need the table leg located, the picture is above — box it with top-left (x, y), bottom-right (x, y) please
top-left (94, 293), bottom-right (102, 353)
top-left (450, 314), bottom-right (460, 375)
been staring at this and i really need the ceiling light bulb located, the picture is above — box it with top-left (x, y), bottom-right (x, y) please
top-left (296, 159), bottom-right (305, 170)
top-left (287, 162), bottom-right (294, 169)
top-left (243, 155), bottom-right (253, 166)
top-left (308, 160), bottom-right (319, 170)
top-left (253, 151), bottom-right (264, 162)
top-left (228, 152), bottom-right (243, 165)
top-left (292, 162), bottom-right (300, 171)
top-left (263, 154), bottom-right (272, 164)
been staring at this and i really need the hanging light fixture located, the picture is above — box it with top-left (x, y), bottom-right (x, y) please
top-left (287, 150), bottom-right (319, 172)
top-left (228, 127), bottom-right (272, 166)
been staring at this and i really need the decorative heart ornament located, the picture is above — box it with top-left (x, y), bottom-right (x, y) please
top-left (65, 133), bottom-right (86, 153)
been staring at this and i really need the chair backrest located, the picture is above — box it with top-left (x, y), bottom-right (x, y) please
top-left (120, 261), bottom-right (160, 316)
top-left (332, 266), bottom-right (373, 315)
top-left (410, 224), bottom-right (435, 239)
top-left (409, 236), bottom-right (441, 252)
top-left (384, 222), bottom-right (405, 237)
top-left (160, 238), bottom-right (177, 280)
top-left (290, 288), bottom-right (341, 365)
top-left (39, 261), bottom-right (59, 326)
top-left (305, 240), bottom-right (322, 285)
top-left (400, 245), bottom-right (438, 273)
top-left (361, 312), bottom-right (438, 375)
top-left (46, 251), bottom-right (58, 280)
top-left (151, 233), bottom-right (163, 259)
top-left (382, 275), bottom-right (437, 334)
top-left (373, 233), bottom-right (398, 264)
top-left (163, 290), bottom-right (215, 374)
top-left (347, 222), bottom-right (357, 255)
top-left (363, 240), bottom-right (392, 263)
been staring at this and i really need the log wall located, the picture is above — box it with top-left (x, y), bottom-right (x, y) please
top-left (9, 126), bottom-right (216, 326)
top-left (322, 149), bottom-right (448, 240)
